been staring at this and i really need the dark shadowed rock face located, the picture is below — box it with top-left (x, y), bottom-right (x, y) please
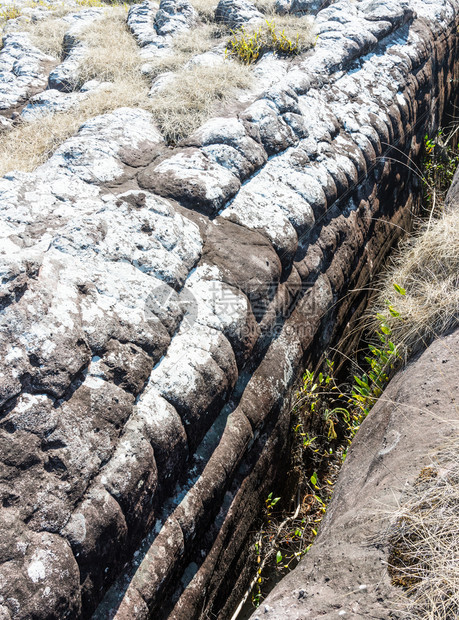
top-left (250, 328), bottom-right (459, 620)
top-left (0, 0), bottom-right (458, 618)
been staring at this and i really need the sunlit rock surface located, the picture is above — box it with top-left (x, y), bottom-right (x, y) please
top-left (0, 0), bottom-right (458, 617)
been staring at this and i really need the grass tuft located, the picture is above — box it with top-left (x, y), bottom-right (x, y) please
top-left (226, 16), bottom-right (314, 64)
top-left (173, 22), bottom-right (224, 54)
top-left (189, 0), bottom-right (218, 22)
top-left (22, 16), bottom-right (68, 58)
top-left (149, 61), bottom-right (252, 143)
top-left (372, 209), bottom-right (459, 359)
top-left (253, 0), bottom-right (276, 13)
top-left (77, 6), bottom-right (142, 83)
top-left (271, 13), bottom-right (315, 46)
top-left (388, 440), bottom-right (459, 618)
top-left (76, 0), bottom-right (106, 7)
top-left (0, 5), bottom-right (22, 21)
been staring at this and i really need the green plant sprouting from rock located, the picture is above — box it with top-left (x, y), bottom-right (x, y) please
top-left (423, 130), bottom-right (459, 216)
top-left (249, 486), bottom-right (328, 609)
top-left (296, 287), bottom-right (404, 451)
top-left (226, 19), bottom-right (302, 64)
top-left (248, 291), bottom-right (405, 609)
top-left (246, 303), bottom-right (403, 610)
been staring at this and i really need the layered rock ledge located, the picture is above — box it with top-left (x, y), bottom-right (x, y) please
top-left (0, 0), bottom-right (458, 618)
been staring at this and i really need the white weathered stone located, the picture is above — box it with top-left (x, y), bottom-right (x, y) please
top-left (20, 88), bottom-right (87, 119)
top-left (215, 0), bottom-right (264, 28)
top-left (0, 32), bottom-right (53, 109)
top-left (48, 9), bottom-right (104, 92)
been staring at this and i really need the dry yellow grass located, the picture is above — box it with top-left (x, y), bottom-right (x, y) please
top-left (173, 22), bottom-right (224, 54)
top-left (11, 1), bottom-right (98, 58)
top-left (141, 24), bottom-right (224, 80)
top-left (22, 16), bottom-right (68, 58)
top-left (388, 439), bottom-right (459, 619)
top-left (253, 0), bottom-right (276, 13)
top-left (0, 5), bottom-right (22, 23)
top-left (149, 61), bottom-right (252, 143)
top-left (77, 7), bottom-right (248, 143)
top-left (189, 0), bottom-right (218, 22)
top-left (0, 78), bottom-right (150, 175)
top-left (372, 208), bottom-right (459, 358)
top-left (78, 7), bottom-right (142, 82)
top-left (266, 13), bottom-right (315, 50)
top-left (0, 114), bottom-right (79, 175)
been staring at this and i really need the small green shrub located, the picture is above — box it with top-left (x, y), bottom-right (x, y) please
top-left (249, 486), bottom-right (328, 609)
top-left (349, 293), bottom-right (403, 420)
top-left (423, 130), bottom-right (459, 213)
top-left (226, 19), bottom-right (304, 64)
top-left (296, 295), bottom-right (404, 463)
top-left (0, 5), bottom-right (22, 21)
top-left (246, 304), bottom-right (403, 610)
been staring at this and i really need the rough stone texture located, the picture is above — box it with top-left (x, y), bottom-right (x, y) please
top-left (215, 0), bottom-right (264, 28)
top-left (0, 5), bottom-right (115, 119)
top-left (0, 0), bottom-right (458, 618)
top-left (20, 87), bottom-right (90, 120)
top-left (138, 148), bottom-right (242, 215)
top-left (0, 32), bottom-right (54, 110)
top-left (444, 157), bottom-right (459, 209)
top-left (128, 0), bottom-right (197, 62)
top-left (275, 0), bottom-right (331, 16)
top-left (47, 9), bottom-right (104, 92)
top-left (154, 0), bottom-right (198, 36)
top-left (249, 327), bottom-right (459, 619)
top-left (127, 0), bottom-right (160, 50)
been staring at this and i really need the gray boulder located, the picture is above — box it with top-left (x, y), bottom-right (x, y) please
top-left (275, 0), bottom-right (331, 16)
top-left (48, 9), bottom-right (104, 92)
top-left (215, 0), bottom-right (264, 29)
top-left (154, 0), bottom-right (198, 36)
top-left (0, 33), bottom-right (53, 110)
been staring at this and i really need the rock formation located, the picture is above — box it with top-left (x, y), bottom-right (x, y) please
top-left (249, 137), bottom-right (459, 620)
top-left (249, 325), bottom-right (459, 619)
top-left (0, 0), bottom-right (458, 617)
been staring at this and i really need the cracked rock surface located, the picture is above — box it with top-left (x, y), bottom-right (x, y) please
top-left (0, 32), bottom-right (54, 110)
top-left (215, 0), bottom-right (264, 28)
top-left (0, 0), bottom-right (458, 617)
top-left (47, 9), bottom-right (104, 92)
